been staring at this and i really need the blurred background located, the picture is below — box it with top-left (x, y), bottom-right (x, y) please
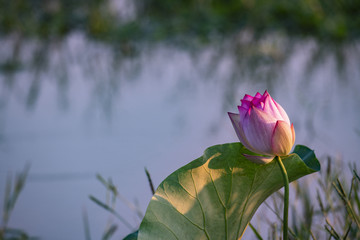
top-left (0, 0), bottom-right (360, 239)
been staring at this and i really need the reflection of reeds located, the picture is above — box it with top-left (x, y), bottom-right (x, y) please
top-left (1, 33), bottom-right (358, 123)
top-left (1, 0), bottom-right (360, 119)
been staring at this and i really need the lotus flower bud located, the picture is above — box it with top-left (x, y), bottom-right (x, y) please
top-left (228, 90), bottom-right (295, 164)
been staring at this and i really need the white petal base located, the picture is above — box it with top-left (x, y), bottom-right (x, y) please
top-left (243, 154), bottom-right (274, 164)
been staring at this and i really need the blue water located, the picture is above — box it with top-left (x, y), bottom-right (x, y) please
top-left (1, 34), bottom-right (359, 239)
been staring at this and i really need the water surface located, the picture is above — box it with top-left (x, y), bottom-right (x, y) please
top-left (1, 33), bottom-right (359, 239)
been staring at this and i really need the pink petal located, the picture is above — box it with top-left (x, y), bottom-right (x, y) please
top-left (260, 101), bottom-right (264, 109)
top-left (271, 120), bottom-right (293, 156)
top-left (252, 92), bottom-right (262, 105)
top-left (263, 95), bottom-right (283, 119)
top-left (254, 92), bottom-right (262, 99)
top-left (228, 112), bottom-right (258, 153)
top-left (243, 106), bottom-right (277, 155)
top-left (251, 97), bottom-right (261, 108)
top-left (243, 154), bottom-right (274, 164)
top-left (240, 99), bottom-right (251, 109)
top-left (243, 94), bottom-right (253, 101)
top-left (228, 112), bottom-right (241, 136)
top-left (260, 90), bottom-right (269, 102)
top-left (238, 106), bottom-right (248, 120)
top-left (273, 100), bottom-right (290, 125)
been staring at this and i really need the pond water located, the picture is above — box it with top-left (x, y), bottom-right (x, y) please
top-left (0, 33), bottom-right (359, 239)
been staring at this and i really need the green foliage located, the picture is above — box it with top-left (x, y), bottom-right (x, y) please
top-left (0, 0), bottom-right (116, 39)
top-left (266, 158), bottom-right (360, 239)
top-left (1, 0), bottom-right (357, 108)
top-left (86, 152), bottom-right (359, 239)
top-left (137, 143), bottom-right (319, 239)
top-left (87, 174), bottom-right (143, 239)
top-left (0, 165), bottom-right (37, 240)
top-left (137, 0), bottom-right (360, 43)
top-left (324, 167), bottom-right (360, 239)
top-left (1, 0), bottom-right (359, 43)
top-left (123, 231), bottom-right (138, 240)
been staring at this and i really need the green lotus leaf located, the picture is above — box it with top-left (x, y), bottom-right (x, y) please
top-left (136, 143), bottom-right (320, 240)
top-left (123, 231), bottom-right (138, 240)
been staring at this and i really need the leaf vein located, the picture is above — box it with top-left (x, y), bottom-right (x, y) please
top-left (161, 190), bottom-right (204, 231)
top-left (236, 168), bottom-right (256, 239)
top-left (151, 208), bottom-right (179, 240)
top-left (166, 178), bottom-right (196, 199)
top-left (250, 163), bottom-right (277, 196)
top-left (226, 165), bottom-right (233, 207)
top-left (203, 165), bottom-right (228, 239)
top-left (190, 169), bottom-right (211, 240)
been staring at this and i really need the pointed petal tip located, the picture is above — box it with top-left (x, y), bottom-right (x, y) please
top-left (228, 112), bottom-right (237, 120)
top-left (254, 92), bottom-right (262, 99)
top-left (243, 94), bottom-right (253, 101)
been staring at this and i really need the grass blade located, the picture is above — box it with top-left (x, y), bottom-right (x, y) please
top-left (249, 223), bottom-right (263, 240)
top-left (102, 224), bottom-right (117, 240)
top-left (89, 195), bottom-right (133, 230)
top-left (333, 179), bottom-right (360, 229)
top-left (82, 208), bottom-right (91, 240)
top-left (144, 168), bottom-right (155, 195)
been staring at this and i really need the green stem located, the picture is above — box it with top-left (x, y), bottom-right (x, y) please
top-left (276, 155), bottom-right (289, 240)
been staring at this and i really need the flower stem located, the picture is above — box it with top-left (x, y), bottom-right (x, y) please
top-left (275, 155), bottom-right (289, 240)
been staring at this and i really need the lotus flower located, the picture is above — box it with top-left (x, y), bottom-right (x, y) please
top-left (228, 90), bottom-right (295, 164)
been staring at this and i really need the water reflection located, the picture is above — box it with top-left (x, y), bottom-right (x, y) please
top-left (2, 32), bottom-right (359, 113)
